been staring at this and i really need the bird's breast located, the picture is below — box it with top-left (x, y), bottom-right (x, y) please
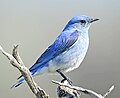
top-left (48, 34), bottom-right (89, 73)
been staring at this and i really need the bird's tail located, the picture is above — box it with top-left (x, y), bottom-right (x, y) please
top-left (11, 63), bottom-right (42, 88)
top-left (11, 70), bottom-right (37, 88)
top-left (11, 77), bottom-right (25, 88)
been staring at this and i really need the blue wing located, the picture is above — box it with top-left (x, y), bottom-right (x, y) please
top-left (14, 30), bottom-right (80, 87)
top-left (29, 30), bottom-right (80, 72)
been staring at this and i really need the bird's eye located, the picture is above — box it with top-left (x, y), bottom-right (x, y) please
top-left (80, 20), bottom-right (86, 23)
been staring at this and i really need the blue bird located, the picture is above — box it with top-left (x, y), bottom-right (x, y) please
top-left (12, 15), bottom-right (99, 88)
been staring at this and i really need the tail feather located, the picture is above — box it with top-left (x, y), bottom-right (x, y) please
top-left (11, 64), bottom-right (40, 88)
top-left (11, 71), bottom-right (37, 88)
top-left (11, 77), bottom-right (25, 88)
top-left (17, 75), bottom-right (23, 80)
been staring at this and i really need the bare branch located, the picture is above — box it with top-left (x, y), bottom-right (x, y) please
top-left (0, 45), bottom-right (115, 98)
top-left (0, 45), bottom-right (14, 60)
top-left (56, 80), bottom-right (80, 98)
top-left (12, 44), bottom-right (24, 66)
top-left (52, 80), bottom-right (115, 98)
top-left (0, 45), bottom-right (49, 98)
top-left (103, 85), bottom-right (115, 98)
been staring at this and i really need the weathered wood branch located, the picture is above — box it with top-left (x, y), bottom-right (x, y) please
top-left (0, 45), bottom-right (115, 98)
top-left (52, 80), bottom-right (114, 98)
top-left (12, 45), bottom-right (24, 66)
top-left (0, 45), bottom-right (49, 98)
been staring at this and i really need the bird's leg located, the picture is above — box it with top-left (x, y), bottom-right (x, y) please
top-left (56, 70), bottom-right (73, 85)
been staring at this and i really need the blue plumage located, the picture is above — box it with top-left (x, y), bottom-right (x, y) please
top-left (12, 15), bottom-right (99, 88)
top-left (30, 30), bottom-right (79, 73)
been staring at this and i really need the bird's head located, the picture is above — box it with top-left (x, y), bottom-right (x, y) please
top-left (63, 15), bottom-right (99, 32)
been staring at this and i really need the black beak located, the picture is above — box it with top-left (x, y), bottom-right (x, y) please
top-left (89, 18), bottom-right (99, 23)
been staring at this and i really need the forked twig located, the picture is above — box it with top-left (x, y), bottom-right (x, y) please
top-left (0, 45), bottom-right (49, 98)
top-left (52, 80), bottom-right (114, 98)
top-left (0, 45), bottom-right (115, 98)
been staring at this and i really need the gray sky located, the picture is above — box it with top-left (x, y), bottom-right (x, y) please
top-left (0, 0), bottom-right (120, 98)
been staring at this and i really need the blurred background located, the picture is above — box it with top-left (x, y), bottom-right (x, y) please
top-left (0, 0), bottom-right (120, 98)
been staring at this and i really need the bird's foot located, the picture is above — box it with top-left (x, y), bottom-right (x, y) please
top-left (56, 70), bottom-right (73, 85)
top-left (61, 78), bottom-right (73, 85)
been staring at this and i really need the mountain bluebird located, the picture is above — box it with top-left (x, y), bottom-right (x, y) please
top-left (12, 15), bottom-right (99, 87)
